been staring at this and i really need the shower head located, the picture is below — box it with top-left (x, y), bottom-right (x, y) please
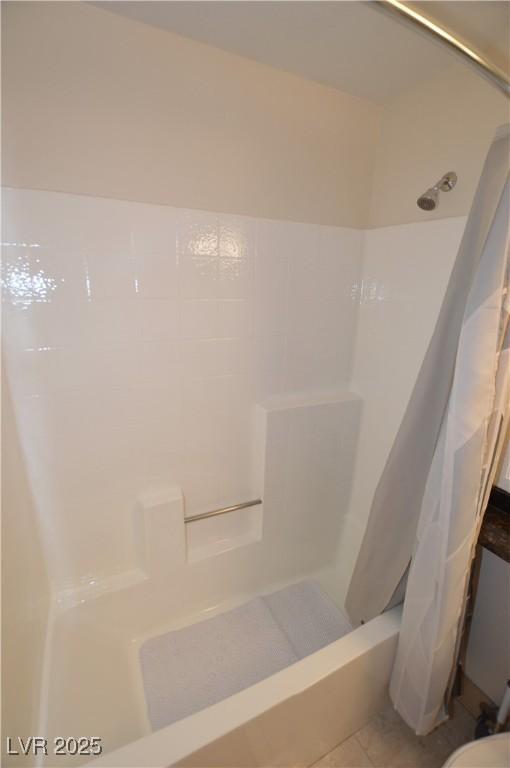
top-left (417, 172), bottom-right (457, 211)
top-left (417, 187), bottom-right (439, 211)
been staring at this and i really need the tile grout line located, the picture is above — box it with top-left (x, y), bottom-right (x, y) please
top-left (353, 730), bottom-right (375, 766)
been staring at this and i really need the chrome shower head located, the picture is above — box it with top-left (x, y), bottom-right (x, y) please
top-left (417, 187), bottom-right (439, 211)
top-left (417, 172), bottom-right (457, 211)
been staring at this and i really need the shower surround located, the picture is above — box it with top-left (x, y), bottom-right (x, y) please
top-left (3, 186), bottom-right (367, 764)
top-left (3, 187), bottom-right (363, 593)
top-left (2, 185), bottom-right (468, 765)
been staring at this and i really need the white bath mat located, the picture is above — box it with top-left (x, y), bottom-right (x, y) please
top-left (140, 598), bottom-right (297, 730)
top-left (265, 580), bottom-right (353, 659)
top-left (140, 580), bottom-right (351, 731)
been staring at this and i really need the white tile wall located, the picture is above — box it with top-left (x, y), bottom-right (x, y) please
top-left (2, 188), bottom-right (363, 589)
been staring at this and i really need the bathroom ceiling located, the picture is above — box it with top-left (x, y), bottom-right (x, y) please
top-left (411, 1), bottom-right (510, 77)
top-left (94, 1), bottom-right (509, 104)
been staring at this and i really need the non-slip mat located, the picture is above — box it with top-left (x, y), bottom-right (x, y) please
top-left (264, 580), bottom-right (352, 659)
top-left (140, 580), bottom-right (352, 731)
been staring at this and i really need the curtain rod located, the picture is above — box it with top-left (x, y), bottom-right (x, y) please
top-left (372, 0), bottom-right (510, 98)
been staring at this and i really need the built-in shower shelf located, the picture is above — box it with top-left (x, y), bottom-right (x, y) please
top-left (134, 488), bottom-right (264, 570)
top-left (185, 500), bottom-right (263, 562)
top-left (133, 390), bottom-right (362, 576)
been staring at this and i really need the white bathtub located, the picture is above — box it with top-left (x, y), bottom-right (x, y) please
top-left (39, 565), bottom-right (400, 768)
top-left (87, 606), bottom-right (401, 768)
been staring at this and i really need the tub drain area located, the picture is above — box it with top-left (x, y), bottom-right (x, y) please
top-left (140, 580), bottom-right (352, 730)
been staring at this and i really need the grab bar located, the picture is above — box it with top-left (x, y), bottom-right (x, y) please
top-left (184, 498), bottom-right (262, 524)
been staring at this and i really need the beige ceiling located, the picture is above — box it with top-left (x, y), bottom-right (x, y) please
top-left (95, 1), bottom-right (509, 104)
top-left (410, 1), bottom-right (509, 77)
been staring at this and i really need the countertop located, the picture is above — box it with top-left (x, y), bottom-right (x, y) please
top-left (479, 486), bottom-right (510, 563)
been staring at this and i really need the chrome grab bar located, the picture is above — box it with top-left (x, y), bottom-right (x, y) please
top-left (184, 498), bottom-right (262, 524)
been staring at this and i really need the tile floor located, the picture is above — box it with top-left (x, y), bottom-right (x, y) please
top-left (312, 699), bottom-right (476, 768)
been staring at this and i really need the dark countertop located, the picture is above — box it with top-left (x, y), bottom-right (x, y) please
top-left (479, 486), bottom-right (510, 563)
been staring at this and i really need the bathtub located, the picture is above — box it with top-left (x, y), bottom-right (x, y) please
top-left (87, 605), bottom-right (401, 768)
top-left (39, 565), bottom-right (400, 768)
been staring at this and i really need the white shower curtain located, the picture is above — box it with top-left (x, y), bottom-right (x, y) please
top-left (346, 125), bottom-right (510, 734)
top-left (391, 177), bottom-right (510, 735)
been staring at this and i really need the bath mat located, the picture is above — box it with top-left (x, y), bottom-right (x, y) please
top-left (140, 580), bottom-right (351, 730)
top-left (140, 598), bottom-right (297, 730)
top-left (265, 580), bottom-right (352, 659)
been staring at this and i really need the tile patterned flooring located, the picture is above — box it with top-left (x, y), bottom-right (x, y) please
top-left (312, 699), bottom-right (476, 768)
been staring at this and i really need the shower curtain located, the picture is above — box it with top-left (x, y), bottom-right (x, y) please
top-left (346, 124), bottom-right (510, 733)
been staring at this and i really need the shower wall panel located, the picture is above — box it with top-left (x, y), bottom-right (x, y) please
top-left (336, 216), bottom-right (468, 601)
top-left (2, 379), bottom-right (50, 766)
top-left (2, 187), bottom-right (363, 590)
